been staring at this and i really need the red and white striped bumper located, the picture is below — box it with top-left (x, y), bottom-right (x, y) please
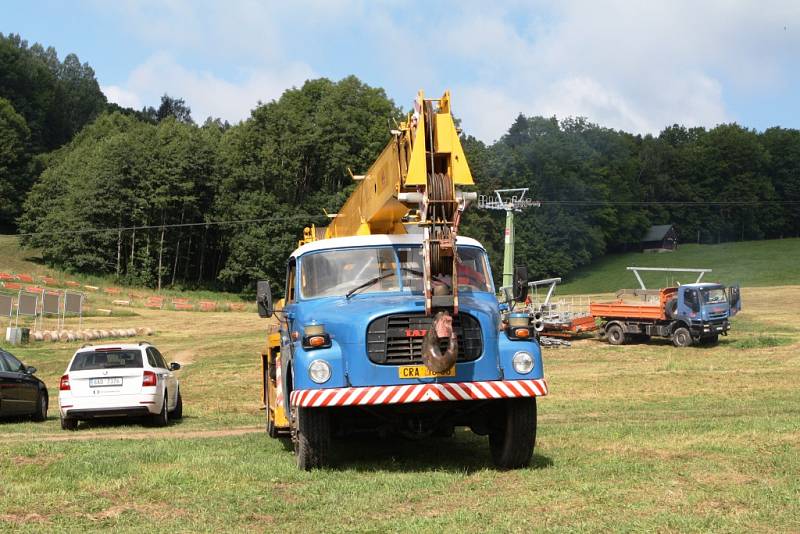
top-left (290, 378), bottom-right (548, 408)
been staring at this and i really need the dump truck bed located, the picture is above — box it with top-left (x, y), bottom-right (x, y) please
top-left (590, 287), bottom-right (676, 321)
top-left (589, 301), bottom-right (666, 320)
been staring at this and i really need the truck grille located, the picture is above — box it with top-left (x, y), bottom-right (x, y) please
top-left (366, 313), bottom-right (483, 365)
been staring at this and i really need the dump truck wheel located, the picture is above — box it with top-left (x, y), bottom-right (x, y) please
top-left (672, 327), bottom-right (692, 347)
top-left (489, 398), bottom-right (537, 469)
top-left (607, 324), bottom-right (625, 345)
top-left (295, 407), bottom-right (330, 470)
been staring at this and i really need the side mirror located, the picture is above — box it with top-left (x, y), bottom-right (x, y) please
top-left (257, 280), bottom-right (274, 318)
top-left (169, 362), bottom-right (181, 371)
top-left (513, 265), bottom-right (528, 302)
top-left (24, 366), bottom-right (36, 375)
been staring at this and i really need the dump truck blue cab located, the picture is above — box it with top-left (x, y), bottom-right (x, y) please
top-left (258, 234), bottom-right (548, 470)
top-left (669, 282), bottom-right (741, 341)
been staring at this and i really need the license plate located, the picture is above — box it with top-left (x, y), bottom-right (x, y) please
top-left (398, 365), bottom-right (455, 379)
top-left (89, 377), bottom-right (123, 387)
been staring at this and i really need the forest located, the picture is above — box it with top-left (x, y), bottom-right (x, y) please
top-left (2, 33), bottom-right (799, 293)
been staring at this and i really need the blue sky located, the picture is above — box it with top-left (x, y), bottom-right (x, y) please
top-left (4, 0), bottom-right (799, 142)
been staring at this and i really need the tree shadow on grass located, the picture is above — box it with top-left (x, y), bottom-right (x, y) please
top-left (323, 432), bottom-right (553, 473)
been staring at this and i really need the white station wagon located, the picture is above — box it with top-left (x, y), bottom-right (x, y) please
top-left (58, 342), bottom-right (182, 430)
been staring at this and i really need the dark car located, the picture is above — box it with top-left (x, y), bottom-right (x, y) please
top-left (0, 348), bottom-right (48, 421)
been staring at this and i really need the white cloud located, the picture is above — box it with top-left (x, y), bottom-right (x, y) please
top-left (436, 0), bottom-right (800, 139)
top-left (94, 0), bottom-right (800, 140)
top-left (113, 53), bottom-right (315, 123)
top-left (102, 85), bottom-right (142, 110)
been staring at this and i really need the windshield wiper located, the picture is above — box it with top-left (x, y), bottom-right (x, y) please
top-left (344, 268), bottom-right (424, 299)
top-left (345, 272), bottom-right (397, 299)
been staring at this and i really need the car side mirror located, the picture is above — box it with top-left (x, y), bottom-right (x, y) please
top-left (24, 366), bottom-right (36, 375)
top-left (513, 265), bottom-right (528, 302)
top-left (257, 280), bottom-right (274, 318)
top-left (169, 362), bottom-right (181, 371)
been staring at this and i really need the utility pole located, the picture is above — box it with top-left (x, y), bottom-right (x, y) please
top-left (478, 188), bottom-right (540, 288)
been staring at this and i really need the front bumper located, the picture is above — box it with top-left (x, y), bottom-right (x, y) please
top-left (290, 378), bottom-right (548, 408)
top-left (690, 319), bottom-right (730, 336)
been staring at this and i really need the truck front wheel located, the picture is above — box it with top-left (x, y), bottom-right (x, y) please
top-left (489, 398), bottom-right (537, 469)
top-left (606, 324), bottom-right (625, 345)
top-left (294, 406), bottom-right (331, 470)
top-left (672, 327), bottom-right (692, 347)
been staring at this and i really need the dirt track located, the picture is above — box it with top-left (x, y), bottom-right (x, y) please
top-left (0, 425), bottom-right (262, 443)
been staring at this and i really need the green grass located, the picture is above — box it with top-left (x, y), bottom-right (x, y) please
top-left (559, 238), bottom-right (800, 294)
top-left (0, 286), bottom-right (798, 531)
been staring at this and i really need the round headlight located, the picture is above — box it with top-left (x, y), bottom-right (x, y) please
top-left (512, 351), bottom-right (534, 374)
top-left (308, 359), bottom-right (331, 384)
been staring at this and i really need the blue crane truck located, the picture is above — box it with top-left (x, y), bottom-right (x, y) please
top-left (256, 91), bottom-right (548, 469)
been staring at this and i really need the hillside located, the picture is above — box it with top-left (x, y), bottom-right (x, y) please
top-left (0, 235), bottom-right (248, 309)
top-left (558, 238), bottom-right (800, 294)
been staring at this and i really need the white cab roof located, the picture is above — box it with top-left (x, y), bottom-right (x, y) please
top-left (291, 234), bottom-right (485, 258)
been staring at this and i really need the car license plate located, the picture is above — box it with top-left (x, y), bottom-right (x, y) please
top-left (398, 365), bottom-right (455, 379)
top-left (89, 377), bottom-right (123, 387)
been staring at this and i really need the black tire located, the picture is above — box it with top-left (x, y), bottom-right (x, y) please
top-left (606, 324), bottom-right (625, 345)
top-left (665, 298), bottom-right (678, 319)
top-left (295, 406), bottom-right (330, 470)
top-left (489, 398), bottom-right (537, 469)
top-left (672, 327), bottom-right (692, 347)
top-left (151, 393), bottom-right (169, 427)
top-left (60, 414), bottom-right (77, 431)
top-left (31, 391), bottom-right (48, 422)
top-left (702, 334), bottom-right (719, 345)
top-left (169, 389), bottom-right (183, 420)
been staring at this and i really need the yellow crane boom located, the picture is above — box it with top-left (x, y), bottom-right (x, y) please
top-left (301, 90), bottom-right (476, 315)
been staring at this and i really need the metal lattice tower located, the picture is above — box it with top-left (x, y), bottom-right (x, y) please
top-left (477, 189), bottom-right (540, 288)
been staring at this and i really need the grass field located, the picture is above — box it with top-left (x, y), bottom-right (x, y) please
top-left (1, 283), bottom-right (798, 532)
top-left (559, 238), bottom-right (800, 294)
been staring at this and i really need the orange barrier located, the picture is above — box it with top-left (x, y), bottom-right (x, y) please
top-left (198, 300), bottom-right (217, 311)
top-left (145, 296), bottom-right (164, 309)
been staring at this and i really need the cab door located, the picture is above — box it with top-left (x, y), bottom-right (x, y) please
top-left (727, 285), bottom-right (741, 316)
top-left (0, 351), bottom-right (36, 415)
top-left (149, 347), bottom-right (177, 410)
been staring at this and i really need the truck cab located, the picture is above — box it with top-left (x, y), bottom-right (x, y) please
top-left (672, 283), bottom-right (741, 342)
top-left (259, 234), bottom-right (548, 469)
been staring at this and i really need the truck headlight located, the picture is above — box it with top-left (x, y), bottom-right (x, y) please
top-left (512, 351), bottom-right (534, 374)
top-left (308, 359), bottom-right (331, 384)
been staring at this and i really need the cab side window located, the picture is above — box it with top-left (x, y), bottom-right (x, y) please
top-left (152, 348), bottom-right (168, 369)
top-left (286, 258), bottom-right (297, 303)
top-left (685, 290), bottom-right (700, 312)
top-left (1, 352), bottom-right (23, 372)
top-left (145, 348), bottom-right (158, 368)
top-left (0, 352), bottom-right (10, 372)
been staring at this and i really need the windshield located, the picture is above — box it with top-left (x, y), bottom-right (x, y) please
top-left (70, 350), bottom-right (143, 371)
top-left (299, 245), bottom-right (493, 299)
top-left (701, 287), bottom-right (727, 304)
